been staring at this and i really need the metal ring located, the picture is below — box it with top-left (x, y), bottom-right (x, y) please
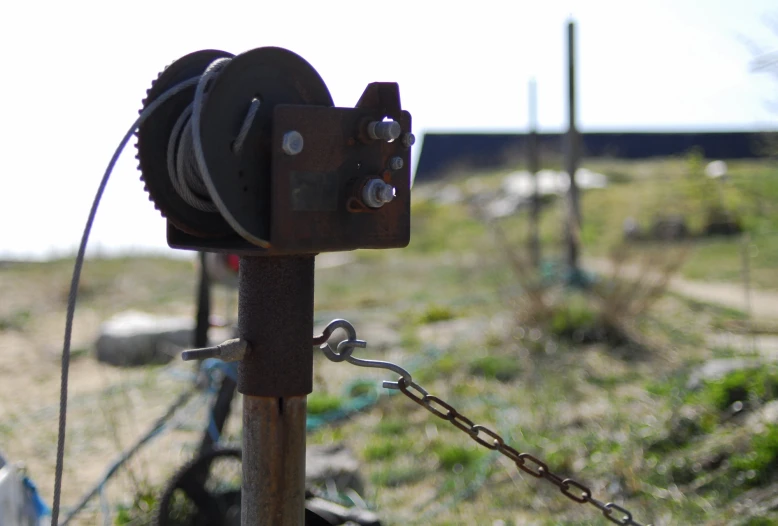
top-left (317, 319), bottom-right (364, 362)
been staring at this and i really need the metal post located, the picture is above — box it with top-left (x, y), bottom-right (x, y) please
top-left (194, 252), bottom-right (211, 349)
top-left (527, 78), bottom-right (541, 268)
top-left (243, 396), bottom-right (307, 525)
top-left (741, 233), bottom-right (756, 354)
top-left (564, 19), bottom-right (581, 274)
top-left (238, 255), bottom-right (315, 526)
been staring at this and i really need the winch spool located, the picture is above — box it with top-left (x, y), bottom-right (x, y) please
top-left (136, 46), bottom-right (412, 256)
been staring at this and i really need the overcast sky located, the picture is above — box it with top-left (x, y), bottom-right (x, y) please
top-left (1, 0), bottom-right (776, 259)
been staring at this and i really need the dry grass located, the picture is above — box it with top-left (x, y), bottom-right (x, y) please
top-left (3, 158), bottom-right (778, 524)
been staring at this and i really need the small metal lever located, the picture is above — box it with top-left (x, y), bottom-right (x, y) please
top-left (181, 338), bottom-right (248, 362)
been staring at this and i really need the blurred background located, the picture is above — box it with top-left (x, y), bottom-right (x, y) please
top-left (2, 1), bottom-right (778, 525)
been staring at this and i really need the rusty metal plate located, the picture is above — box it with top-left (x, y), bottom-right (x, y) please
top-left (269, 102), bottom-right (412, 253)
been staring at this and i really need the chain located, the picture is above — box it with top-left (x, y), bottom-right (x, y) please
top-left (314, 319), bottom-right (651, 526)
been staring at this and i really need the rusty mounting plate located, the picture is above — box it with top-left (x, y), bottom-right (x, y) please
top-left (268, 85), bottom-right (411, 253)
top-left (168, 81), bottom-right (412, 255)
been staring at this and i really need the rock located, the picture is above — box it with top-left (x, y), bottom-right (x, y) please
top-left (95, 310), bottom-right (194, 367)
top-left (705, 160), bottom-right (728, 179)
top-left (306, 444), bottom-right (364, 496)
top-left (623, 217), bottom-right (642, 241)
top-left (305, 498), bottom-right (381, 526)
top-left (746, 400), bottom-right (778, 430)
top-left (686, 358), bottom-right (761, 390)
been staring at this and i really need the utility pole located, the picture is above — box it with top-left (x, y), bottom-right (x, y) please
top-left (564, 19), bottom-right (581, 276)
top-left (527, 78), bottom-right (541, 268)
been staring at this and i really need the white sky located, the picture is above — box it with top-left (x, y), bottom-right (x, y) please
top-left (1, 0), bottom-right (776, 260)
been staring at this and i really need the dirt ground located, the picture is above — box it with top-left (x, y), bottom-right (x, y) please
top-left (3, 246), bottom-right (778, 525)
top-left (0, 258), bottom-right (215, 524)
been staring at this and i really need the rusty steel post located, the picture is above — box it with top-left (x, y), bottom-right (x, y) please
top-left (238, 255), bottom-right (315, 526)
top-left (242, 396), bottom-right (307, 525)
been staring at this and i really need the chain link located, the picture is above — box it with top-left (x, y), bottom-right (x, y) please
top-left (314, 320), bottom-right (651, 526)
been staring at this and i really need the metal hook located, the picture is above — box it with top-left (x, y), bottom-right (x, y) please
top-left (315, 319), bottom-right (366, 362)
top-left (313, 319), bottom-right (426, 395)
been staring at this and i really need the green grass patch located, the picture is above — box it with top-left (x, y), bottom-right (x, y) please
top-left (364, 437), bottom-right (407, 461)
top-left (370, 465), bottom-right (426, 487)
top-left (731, 424), bottom-right (778, 487)
top-left (699, 367), bottom-right (778, 411)
top-left (115, 490), bottom-right (156, 525)
top-left (307, 393), bottom-right (344, 415)
top-left (0, 309), bottom-right (31, 331)
top-left (415, 353), bottom-right (464, 384)
top-left (432, 444), bottom-right (486, 471)
top-left (417, 304), bottom-right (456, 324)
top-left (468, 355), bottom-right (521, 382)
top-left (407, 199), bottom-right (488, 255)
top-left (548, 297), bottom-right (599, 339)
top-left (376, 419), bottom-right (406, 437)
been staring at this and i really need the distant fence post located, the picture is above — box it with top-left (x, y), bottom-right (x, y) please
top-left (528, 78), bottom-right (541, 268)
top-left (741, 233), bottom-right (755, 353)
top-left (564, 19), bottom-right (582, 276)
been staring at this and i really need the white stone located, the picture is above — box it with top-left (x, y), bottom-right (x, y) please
top-left (95, 310), bottom-right (194, 367)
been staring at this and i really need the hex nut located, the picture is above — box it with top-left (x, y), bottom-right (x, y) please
top-left (282, 131), bottom-right (304, 155)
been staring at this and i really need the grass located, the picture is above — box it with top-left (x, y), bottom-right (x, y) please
top-left (431, 444), bottom-right (486, 472)
top-left (0, 309), bottom-right (31, 331)
top-left (468, 355), bottom-right (521, 382)
top-left (492, 157), bottom-right (778, 289)
top-left (731, 424), bottom-right (778, 487)
top-left (307, 393), bottom-right (344, 415)
top-left (416, 304), bottom-right (457, 324)
top-left (697, 367), bottom-right (778, 411)
top-left (9, 156), bottom-right (778, 525)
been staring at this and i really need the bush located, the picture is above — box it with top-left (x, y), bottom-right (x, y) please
top-left (731, 424), bottom-right (778, 487)
top-left (702, 368), bottom-right (778, 412)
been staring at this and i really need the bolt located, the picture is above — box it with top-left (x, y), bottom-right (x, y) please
top-left (402, 133), bottom-right (416, 148)
top-left (367, 120), bottom-right (401, 142)
top-left (282, 131), bottom-right (304, 155)
top-left (362, 179), bottom-right (396, 208)
top-left (389, 157), bottom-right (404, 171)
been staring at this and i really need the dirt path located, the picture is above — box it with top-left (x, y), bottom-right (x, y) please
top-left (586, 258), bottom-right (778, 321)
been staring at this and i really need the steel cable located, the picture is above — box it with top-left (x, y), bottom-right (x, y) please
top-left (53, 55), bottom-right (266, 523)
top-left (51, 75), bottom-right (202, 525)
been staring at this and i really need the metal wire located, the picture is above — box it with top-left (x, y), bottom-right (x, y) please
top-left (50, 75), bottom-right (200, 526)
